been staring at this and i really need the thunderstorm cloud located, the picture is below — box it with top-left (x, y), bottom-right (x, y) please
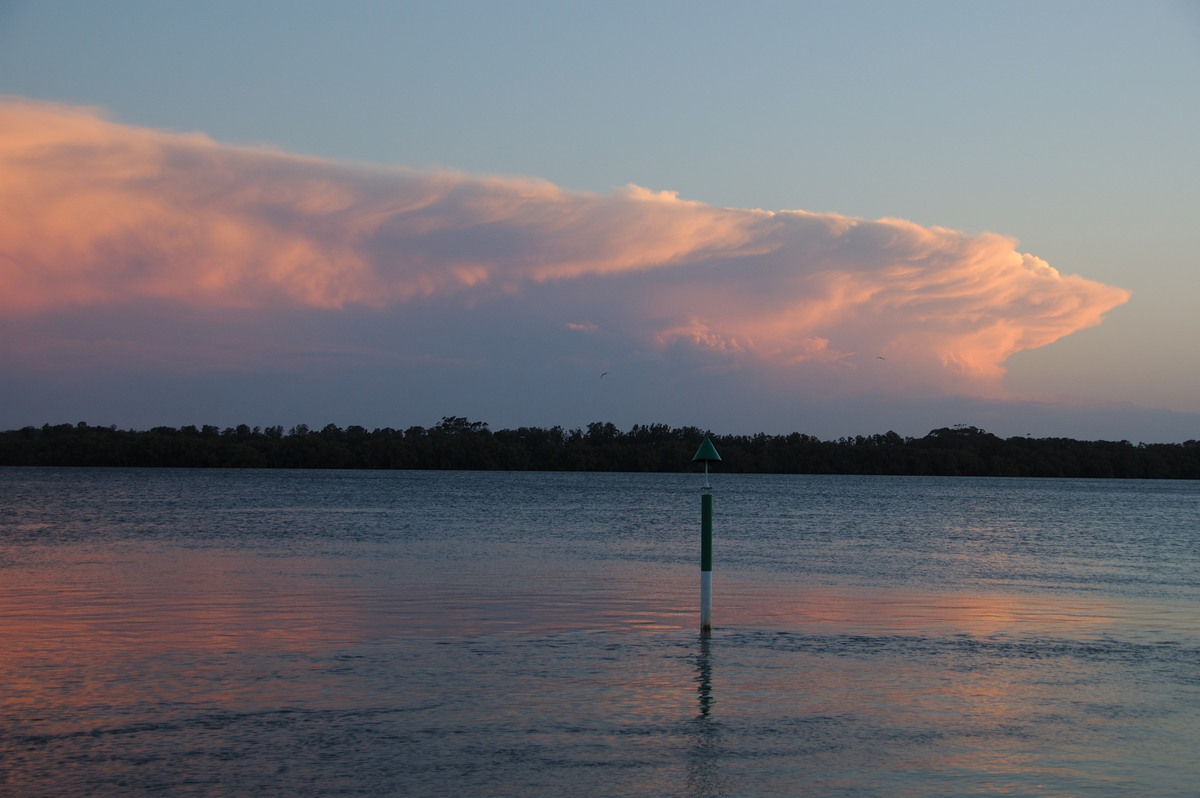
top-left (1, 97), bottom-right (1130, 408)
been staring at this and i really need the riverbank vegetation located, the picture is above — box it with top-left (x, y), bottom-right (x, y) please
top-left (2, 419), bottom-right (1198, 478)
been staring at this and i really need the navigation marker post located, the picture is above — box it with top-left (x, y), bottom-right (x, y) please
top-left (692, 437), bottom-right (722, 635)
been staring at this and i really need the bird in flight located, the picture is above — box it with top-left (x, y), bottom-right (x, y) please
top-left (600, 372), bottom-right (608, 379)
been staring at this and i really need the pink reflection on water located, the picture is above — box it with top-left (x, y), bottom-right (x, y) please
top-left (3, 547), bottom-right (381, 654)
top-left (4, 544), bottom-right (1189, 656)
top-left (710, 575), bottom-right (1159, 639)
top-left (2, 543), bottom-right (1196, 796)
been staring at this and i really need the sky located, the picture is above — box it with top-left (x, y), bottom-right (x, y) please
top-left (2, 0), bottom-right (1198, 442)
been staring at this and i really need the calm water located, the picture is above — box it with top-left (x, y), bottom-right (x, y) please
top-left (2, 467), bottom-right (1199, 796)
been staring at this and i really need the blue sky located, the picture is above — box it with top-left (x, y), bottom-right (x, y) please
top-left (2, 1), bottom-right (1198, 441)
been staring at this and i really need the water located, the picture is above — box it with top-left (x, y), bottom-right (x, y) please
top-left (2, 468), bottom-right (1199, 796)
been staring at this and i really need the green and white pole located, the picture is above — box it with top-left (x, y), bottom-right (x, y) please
top-left (692, 437), bottom-right (722, 635)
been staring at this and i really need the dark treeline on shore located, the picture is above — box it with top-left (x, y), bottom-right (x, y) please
top-left (2, 418), bottom-right (1199, 479)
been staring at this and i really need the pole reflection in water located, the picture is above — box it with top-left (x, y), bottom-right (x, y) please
top-left (687, 635), bottom-right (722, 796)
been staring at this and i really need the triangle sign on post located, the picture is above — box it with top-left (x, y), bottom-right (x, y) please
top-left (692, 436), bottom-right (721, 635)
top-left (692, 436), bottom-right (721, 488)
top-left (692, 436), bottom-right (722, 461)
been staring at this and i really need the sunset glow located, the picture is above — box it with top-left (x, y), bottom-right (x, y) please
top-left (1, 0), bottom-right (1195, 439)
top-left (0, 97), bottom-right (1134, 429)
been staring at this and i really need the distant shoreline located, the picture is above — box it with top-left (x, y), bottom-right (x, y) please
top-left (3, 420), bottom-right (1198, 479)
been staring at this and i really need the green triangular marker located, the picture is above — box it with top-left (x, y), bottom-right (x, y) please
top-left (692, 437), bottom-right (722, 462)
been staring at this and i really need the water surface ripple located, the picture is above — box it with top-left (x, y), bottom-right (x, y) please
top-left (2, 468), bottom-right (1198, 796)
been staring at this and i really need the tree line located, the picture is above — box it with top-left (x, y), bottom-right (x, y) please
top-left (2, 418), bottom-right (1199, 479)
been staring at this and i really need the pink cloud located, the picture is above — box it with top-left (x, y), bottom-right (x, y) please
top-left (0, 98), bottom-right (767, 313)
top-left (628, 213), bottom-right (1130, 395)
top-left (0, 97), bottom-right (1130, 399)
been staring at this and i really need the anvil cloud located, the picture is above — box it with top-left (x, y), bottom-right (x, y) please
top-left (1, 97), bottom-right (1130, 418)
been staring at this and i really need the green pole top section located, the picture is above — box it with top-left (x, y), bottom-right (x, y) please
top-left (692, 437), bottom-right (722, 462)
